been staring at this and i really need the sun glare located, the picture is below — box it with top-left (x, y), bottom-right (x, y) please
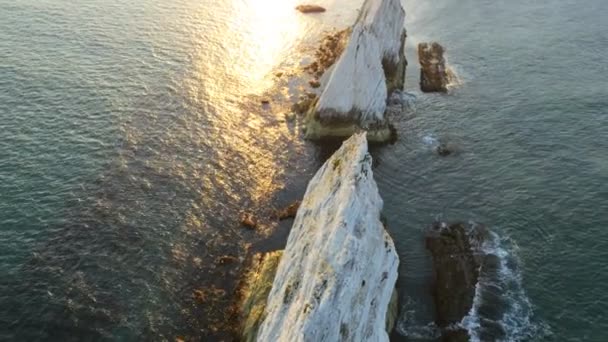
top-left (230, 0), bottom-right (302, 92)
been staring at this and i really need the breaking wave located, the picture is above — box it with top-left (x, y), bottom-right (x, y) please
top-left (461, 225), bottom-right (552, 341)
top-left (395, 224), bottom-right (551, 341)
top-left (446, 66), bottom-right (463, 89)
top-left (395, 296), bottom-right (442, 340)
top-left (422, 134), bottom-right (439, 147)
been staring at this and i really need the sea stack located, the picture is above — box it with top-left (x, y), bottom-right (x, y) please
top-left (305, 0), bottom-right (407, 142)
top-left (240, 133), bottom-right (399, 341)
top-left (426, 222), bottom-right (488, 341)
top-left (418, 42), bottom-right (450, 92)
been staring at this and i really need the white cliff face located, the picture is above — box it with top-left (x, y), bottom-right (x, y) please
top-left (313, 0), bottom-right (406, 126)
top-left (256, 133), bottom-right (399, 342)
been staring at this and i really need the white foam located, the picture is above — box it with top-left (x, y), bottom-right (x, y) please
top-left (446, 65), bottom-right (463, 89)
top-left (395, 297), bottom-right (441, 340)
top-left (461, 279), bottom-right (483, 342)
top-left (422, 134), bottom-right (439, 146)
top-left (388, 90), bottom-right (417, 107)
top-left (460, 226), bottom-right (552, 341)
top-left (397, 321), bottom-right (441, 340)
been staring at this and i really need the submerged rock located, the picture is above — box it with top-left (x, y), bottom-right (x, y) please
top-left (216, 255), bottom-right (239, 265)
top-left (295, 4), bottom-right (326, 13)
top-left (308, 79), bottom-right (321, 88)
top-left (426, 222), bottom-right (489, 341)
top-left (305, 0), bottom-right (407, 142)
top-left (436, 143), bottom-right (453, 156)
top-left (283, 112), bottom-right (296, 123)
top-left (240, 213), bottom-right (258, 230)
top-left (193, 287), bottom-right (226, 305)
top-left (275, 201), bottom-right (301, 220)
top-left (193, 289), bottom-right (207, 303)
top-left (291, 94), bottom-right (317, 115)
top-left (418, 42), bottom-right (449, 93)
top-left (255, 133), bottom-right (399, 341)
top-left (304, 29), bottom-right (351, 79)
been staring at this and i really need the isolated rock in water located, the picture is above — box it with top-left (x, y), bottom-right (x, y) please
top-left (256, 133), bottom-right (399, 341)
top-left (193, 289), bottom-right (207, 303)
top-left (426, 222), bottom-right (489, 341)
top-left (436, 143), bottom-right (453, 156)
top-left (216, 255), bottom-right (239, 265)
top-left (305, 0), bottom-right (407, 142)
top-left (296, 4), bottom-right (326, 13)
top-left (240, 213), bottom-right (258, 230)
top-left (418, 42), bottom-right (449, 92)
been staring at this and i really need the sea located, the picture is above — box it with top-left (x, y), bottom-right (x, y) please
top-left (1, 0), bottom-right (607, 341)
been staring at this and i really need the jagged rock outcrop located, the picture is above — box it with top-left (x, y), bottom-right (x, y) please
top-left (304, 29), bottom-right (351, 79)
top-left (426, 222), bottom-right (489, 341)
top-left (247, 133), bottom-right (399, 341)
top-left (418, 42), bottom-right (450, 92)
top-left (305, 0), bottom-right (407, 142)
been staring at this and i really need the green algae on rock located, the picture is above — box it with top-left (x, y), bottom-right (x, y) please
top-left (238, 251), bottom-right (400, 341)
top-left (304, 115), bottom-right (396, 143)
top-left (386, 288), bottom-right (399, 333)
top-left (238, 251), bottom-right (283, 342)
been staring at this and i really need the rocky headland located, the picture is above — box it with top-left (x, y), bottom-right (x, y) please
top-left (231, 2), bottom-right (489, 341)
top-left (303, 0), bottom-right (407, 142)
top-left (238, 133), bottom-right (399, 341)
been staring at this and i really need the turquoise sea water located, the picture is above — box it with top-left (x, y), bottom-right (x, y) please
top-left (1, 0), bottom-right (607, 341)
